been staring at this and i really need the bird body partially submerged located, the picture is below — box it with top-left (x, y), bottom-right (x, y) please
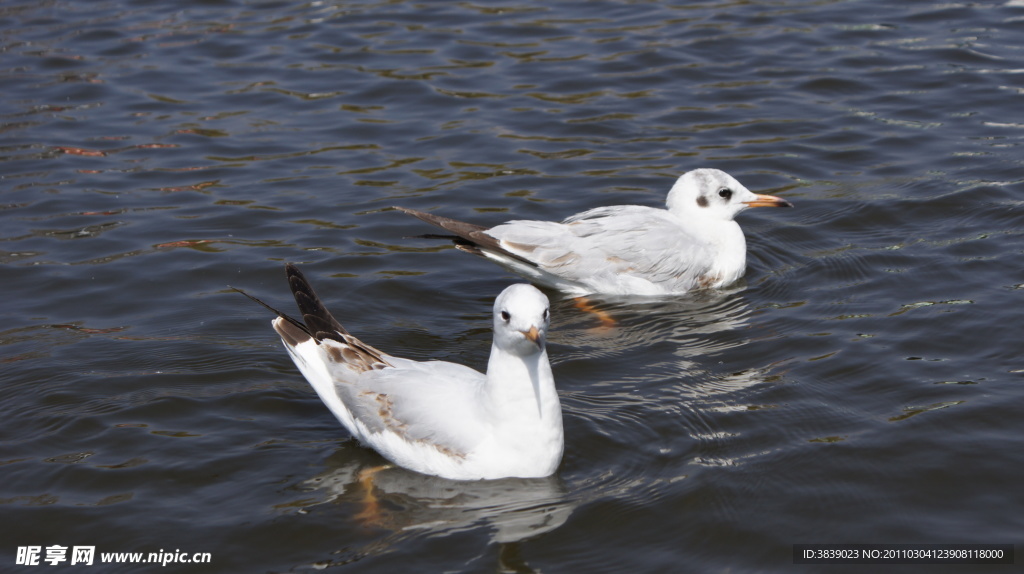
top-left (237, 265), bottom-right (562, 481)
top-left (397, 169), bottom-right (792, 296)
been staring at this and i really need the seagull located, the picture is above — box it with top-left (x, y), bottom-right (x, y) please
top-left (234, 264), bottom-right (562, 481)
top-left (395, 168), bottom-right (792, 297)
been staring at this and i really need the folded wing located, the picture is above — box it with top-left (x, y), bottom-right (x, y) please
top-left (489, 206), bottom-right (717, 294)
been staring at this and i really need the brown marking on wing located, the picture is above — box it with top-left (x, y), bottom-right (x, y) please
top-left (359, 390), bottom-right (408, 434)
top-left (323, 337), bottom-right (391, 373)
top-left (362, 390), bottom-right (466, 460)
top-left (502, 240), bottom-right (538, 254)
top-left (604, 255), bottom-right (635, 272)
top-left (430, 441), bottom-right (466, 460)
top-left (697, 273), bottom-right (722, 289)
top-left (547, 251), bottom-right (580, 267)
top-left (273, 317), bottom-right (312, 347)
top-left (374, 393), bottom-right (399, 425)
top-left (326, 344), bottom-right (346, 364)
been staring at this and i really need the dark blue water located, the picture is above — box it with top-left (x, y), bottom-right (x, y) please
top-left (3, 0), bottom-right (1023, 571)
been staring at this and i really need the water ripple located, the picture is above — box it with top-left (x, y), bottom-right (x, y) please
top-left (3, 0), bottom-right (1024, 571)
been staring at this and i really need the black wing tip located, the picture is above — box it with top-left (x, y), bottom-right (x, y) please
top-left (393, 208), bottom-right (542, 268)
top-left (393, 205), bottom-right (435, 221)
top-left (282, 263), bottom-right (350, 338)
top-left (231, 284), bottom-right (312, 339)
top-left (283, 262), bottom-right (312, 293)
top-left (284, 261), bottom-right (305, 280)
top-left (230, 284), bottom-right (282, 316)
top-left (279, 264), bottom-right (391, 367)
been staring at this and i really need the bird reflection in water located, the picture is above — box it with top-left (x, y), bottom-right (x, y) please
top-left (295, 447), bottom-right (575, 571)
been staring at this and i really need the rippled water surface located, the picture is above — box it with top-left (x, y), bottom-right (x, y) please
top-left (3, 0), bottom-right (1024, 572)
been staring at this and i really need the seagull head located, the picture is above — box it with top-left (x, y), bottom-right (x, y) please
top-left (493, 284), bottom-right (551, 356)
top-left (666, 168), bottom-right (792, 222)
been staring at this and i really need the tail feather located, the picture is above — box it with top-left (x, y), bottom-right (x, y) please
top-left (393, 206), bottom-right (536, 267)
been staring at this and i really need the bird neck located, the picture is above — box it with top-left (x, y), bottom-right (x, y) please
top-left (708, 219), bottom-right (747, 274)
top-left (483, 345), bottom-right (559, 422)
top-left (675, 209), bottom-right (746, 249)
top-left (671, 212), bottom-right (747, 282)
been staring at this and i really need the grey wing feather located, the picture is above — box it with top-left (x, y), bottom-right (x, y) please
top-left (332, 356), bottom-right (485, 454)
top-left (491, 206), bottom-right (716, 288)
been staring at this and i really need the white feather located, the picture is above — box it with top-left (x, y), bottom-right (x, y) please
top-left (401, 168), bottom-right (791, 296)
top-left (273, 281), bottom-right (562, 481)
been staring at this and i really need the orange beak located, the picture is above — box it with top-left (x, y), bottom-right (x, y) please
top-left (521, 326), bottom-right (541, 345)
top-left (744, 194), bottom-right (793, 208)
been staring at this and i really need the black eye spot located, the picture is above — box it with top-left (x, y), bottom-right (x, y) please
top-left (543, 309), bottom-right (549, 321)
top-left (696, 195), bottom-right (709, 208)
top-left (501, 311), bottom-right (510, 322)
top-left (718, 188), bottom-right (732, 200)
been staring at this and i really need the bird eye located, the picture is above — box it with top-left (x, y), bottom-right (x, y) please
top-left (501, 310), bottom-right (510, 322)
top-left (718, 188), bottom-right (732, 199)
top-left (543, 309), bottom-right (549, 321)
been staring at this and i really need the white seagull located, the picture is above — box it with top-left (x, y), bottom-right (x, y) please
top-left (396, 168), bottom-right (792, 296)
top-left (235, 264), bottom-right (562, 481)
